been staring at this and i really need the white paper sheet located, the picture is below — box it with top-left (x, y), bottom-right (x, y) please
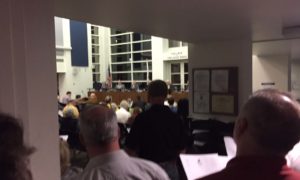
top-left (223, 136), bottom-right (237, 157)
top-left (180, 154), bottom-right (230, 180)
top-left (211, 70), bottom-right (228, 93)
top-left (286, 141), bottom-right (300, 172)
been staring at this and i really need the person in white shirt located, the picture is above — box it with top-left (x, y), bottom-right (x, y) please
top-left (77, 105), bottom-right (169, 180)
top-left (116, 100), bottom-right (131, 124)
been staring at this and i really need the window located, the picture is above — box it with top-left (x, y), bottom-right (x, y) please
top-left (111, 54), bottom-right (131, 63)
top-left (168, 40), bottom-right (188, 48)
top-left (132, 33), bottom-right (151, 41)
top-left (111, 34), bottom-right (131, 44)
top-left (133, 41), bottom-right (151, 51)
top-left (133, 62), bottom-right (147, 71)
top-left (110, 29), bottom-right (128, 35)
top-left (112, 64), bottom-right (131, 72)
top-left (170, 62), bottom-right (188, 91)
top-left (133, 73), bottom-right (147, 80)
top-left (111, 44), bottom-right (131, 53)
top-left (110, 31), bottom-right (153, 85)
top-left (112, 73), bottom-right (131, 80)
top-left (91, 25), bottom-right (101, 82)
top-left (133, 52), bottom-right (152, 61)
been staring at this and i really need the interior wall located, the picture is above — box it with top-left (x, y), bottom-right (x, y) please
top-left (252, 55), bottom-right (289, 92)
top-left (152, 36), bottom-right (165, 80)
top-left (291, 61), bottom-right (300, 99)
top-left (0, 0), bottom-right (60, 179)
top-left (189, 39), bottom-right (252, 121)
top-left (56, 18), bottom-right (93, 98)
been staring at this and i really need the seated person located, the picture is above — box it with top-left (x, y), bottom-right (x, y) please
top-left (77, 105), bottom-right (169, 180)
top-left (63, 100), bottom-right (79, 119)
top-left (131, 81), bottom-right (140, 91)
top-left (87, 92), bottom-right (98, 105)
top-left (60, 139), bottom-right (82, 180)
top-left (164, 95), bottom-right (177, 113)
top-left (116, 100), bottom-right (131, 124)
top-left (115, 80), bottom-right (125, 91)
top-left (0, 113), bottom-right (35, 180)
top-left (199, 89), bottom-right (300, 180)
top-left (93, 81), bottom-right (102, 91)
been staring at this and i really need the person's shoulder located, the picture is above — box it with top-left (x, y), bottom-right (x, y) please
top-left (76, 166), bottom-right (117, 180)
top-left (129, 157), bottom-right (170, 180)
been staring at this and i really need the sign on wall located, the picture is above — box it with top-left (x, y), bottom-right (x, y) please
top-left (193, 67), bottom-right (238, 116)
top-left (164, 47), bottom-right (188, 60)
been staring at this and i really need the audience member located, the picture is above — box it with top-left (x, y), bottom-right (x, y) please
top-left (87, 92), bottom-right (98, 104)
top-left (177, 98), bottom-right (189, 120)
top-left (93, 81), bottom-right (102, 91)
top-left (115, 80), bottom-right (125, 91)
top-left (116, 100), bottom-right (131, 124)
top-left (165, 95), bottom-right (177, 113)
top-left (126, 80), bottom-right (187, 180)
top-left (110, 102), bottom-right (118, 112)
top-left (166, 80), bottom-right (176, 94)
top-left (75, 95), bottom-right (81, 100)
top-left (60, 139), bottom-right (82, 180)
top-left (104, 95), bottom-right (112, 109)
top-left (199, 89), bottom-right (300, 180)
top-left (127, 107), bottom-right (142, 125)
top-left (131, 80), bottom-right (140, 91)
top-left (0, 113), bottom-right (34, 180)
top-left (77, 105), bottom-right (169, 180)
top-left (61, 91), bottom-right (72, 104)
top-left (63, 100), bottom-right (79, 119)
top-left (127, 98), bottom-right (133, 108)
top-left (132, 95), bottom-right (146, 111)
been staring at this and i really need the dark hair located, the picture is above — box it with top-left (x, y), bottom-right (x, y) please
top-left (177, 98), bottom-right (189, 119)
top-left (0, 113), bottom-right (35, 180)
top-left (148, 80), bottom-right (168, 98)
top-left (75, 95), bottom-right (81, 99)
top-left (66, 91), bottom-right (71, 95)
top-left (167, 97), bottom-right (175, 106)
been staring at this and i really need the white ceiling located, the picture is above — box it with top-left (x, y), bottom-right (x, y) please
top-left (55, 0), bottom-right (300, 43)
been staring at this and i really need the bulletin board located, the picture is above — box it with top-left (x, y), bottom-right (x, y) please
top-left (192, 67), bottom-right (238, 115)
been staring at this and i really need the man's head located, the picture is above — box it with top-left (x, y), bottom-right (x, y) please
top-left (234, 89), bottom-right (300, 156)
top-left (148, 80), bottom-right (168, 104)
top-left (89, 93), bottom-right (97, 101)
top-left (66, 91), bottom-right (71, 96)
top-left (120, 100), bottom-right (129, 111)
top-left (0, 113), bottom-right (34, 180)
top-left (79, 105), bottom-right (119, 150)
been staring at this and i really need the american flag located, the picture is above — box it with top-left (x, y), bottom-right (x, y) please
top-left (107, 65), bottom-right (112, 89)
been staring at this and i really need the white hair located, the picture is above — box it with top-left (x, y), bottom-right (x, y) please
top-left (120, 100), bottom-right (129, 110)
top-left (79, 105), bottom-right (118, 146)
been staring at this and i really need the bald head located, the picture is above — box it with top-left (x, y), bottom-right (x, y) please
top-left (79, 105), bottom-right (118, 146)
top-left (236, 89), bottom-right (300, 154)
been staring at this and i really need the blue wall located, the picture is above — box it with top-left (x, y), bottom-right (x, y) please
top-left (70, 20), bottom-right (88, 67)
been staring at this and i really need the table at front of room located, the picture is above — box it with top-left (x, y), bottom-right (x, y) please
top-left (89, 91), bottom-right (188, 105)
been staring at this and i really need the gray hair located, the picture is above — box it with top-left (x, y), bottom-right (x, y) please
top-left (120, 100), bottom-right (129, 110)
top-left (79, 105), bottom-right (118, 146)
